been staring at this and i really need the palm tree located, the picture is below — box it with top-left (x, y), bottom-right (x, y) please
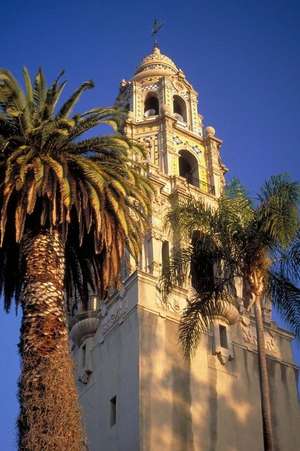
top-left (0, 68), bottom-right (153, 451)
top-left (162, 175), bottom-right (300, 451)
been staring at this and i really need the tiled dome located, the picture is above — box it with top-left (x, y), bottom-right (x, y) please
top-left (134, 46), bottom-right (179, 78)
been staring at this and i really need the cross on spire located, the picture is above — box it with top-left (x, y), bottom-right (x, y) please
top-left (151, 18), bottom-right (164, 48)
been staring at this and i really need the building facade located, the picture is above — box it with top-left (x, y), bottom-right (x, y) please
top-left (70, 46), bottom-right (300, 451)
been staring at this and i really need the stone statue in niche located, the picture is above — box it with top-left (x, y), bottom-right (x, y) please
top-left (138, 135), bottom-right (159, 165)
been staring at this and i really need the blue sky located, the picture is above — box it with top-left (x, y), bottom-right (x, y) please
top-left (1, 0), bottom-right (300, 449)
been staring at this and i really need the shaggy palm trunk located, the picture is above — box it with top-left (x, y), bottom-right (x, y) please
top-left (254, 296), bottom-right (274, 451)
top-left (18, 230), bottom-right (85, 451)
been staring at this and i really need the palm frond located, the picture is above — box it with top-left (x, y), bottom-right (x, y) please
top-left (22, 67), bottom-right (33, 111)
top-left (42, 75), bottom-right (67, 120)
top-left (163, 174), bottom-right (300, 358)
top-left (179, 289), bottom-right (236, 356)
top-left (257, 174), bottom-right (300, 247)
top-left (32, 68), bottom-right (47, 116)
top-left (179, 298), bottom-right (210, 356)
top-left (268, 270), bottom-right (300, 336)
top-left (58, 81), bottom-right (94, 119)
top-left (277, 229), bottom-right (300, 281)
top-left (160, 247), bottom-right (191, 300)
top-left (0, 68), bottom-right (31, 133)
top-left (0, 67), bottom-right (153, 310)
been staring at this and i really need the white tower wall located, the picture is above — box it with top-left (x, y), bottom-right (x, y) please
top-left (71, 46), bottom-right (300, 451)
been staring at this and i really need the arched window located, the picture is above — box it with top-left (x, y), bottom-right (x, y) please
top-left (179, 150), bottom-right (199, 187)
top-left (219, 325), bottom-right (228, 349)
top-left (144, 93), bottom-right (159, 117)
top-left (173, 95), bottom-right (187, 122)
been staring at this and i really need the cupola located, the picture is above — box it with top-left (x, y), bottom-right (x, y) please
top-left (134, 45), bottom-right (179, 80)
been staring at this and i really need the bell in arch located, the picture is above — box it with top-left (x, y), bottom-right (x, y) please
top-left (144, 93), bottom-right (159, 117)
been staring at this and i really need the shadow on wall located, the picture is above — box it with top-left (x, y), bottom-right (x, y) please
top-left (139, 310), bottom-right (299, 451)
top-left (74, 304), bottom-right (300, 451)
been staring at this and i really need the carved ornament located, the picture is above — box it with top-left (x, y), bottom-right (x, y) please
top-left (172, 135), bottom-right (203, 156)
top-left (100, 299), bottom-right (129, 335)
top-left (155, 285), bottom-right (185, 316)
top-left (240, 318), bottom-right (280, 355)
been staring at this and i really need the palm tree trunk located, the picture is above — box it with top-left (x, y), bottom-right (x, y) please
top-left (254, 296), bottom-right (274, 451)
top-left (18, 230), bottom-right (85, 451)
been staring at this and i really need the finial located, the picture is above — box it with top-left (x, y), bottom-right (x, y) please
top-left (151, 18), bottom-right (164, 49)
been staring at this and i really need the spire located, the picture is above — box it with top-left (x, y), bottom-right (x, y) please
top-left (151, 18), bottom-right (164, 49)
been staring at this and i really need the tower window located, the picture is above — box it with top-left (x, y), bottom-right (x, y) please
top-left (219, 325), bottom-right (228, 349)
top-left (144, 93), bottom-right (159, 117)
top-left (173, 95), bottom-right (187, 122)
top-left (161, 241), bottom-right (170, 274)
top-left (179, 150), bottom-right (199, 187)
top-left (110, 396), bottom-right (117, 427)
top-left (212, 321), bottom-right (233, 364)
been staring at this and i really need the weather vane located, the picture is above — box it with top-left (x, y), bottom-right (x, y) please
top-left (151, 18), bottom-right (164, 48)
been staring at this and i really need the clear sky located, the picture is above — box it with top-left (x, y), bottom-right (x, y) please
top-left (1, 0), bottom-right (300, 449)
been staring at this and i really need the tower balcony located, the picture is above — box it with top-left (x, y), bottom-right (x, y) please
top-left (170, 175), bottom-right (215, 199)
top-left (210, 299), bottom-right (240, 325)
top-left (69, 296), bottom-right (101, 347)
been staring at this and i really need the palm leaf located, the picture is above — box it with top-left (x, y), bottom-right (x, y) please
top-left (257, 174), bottom-right (300, 247)
top-left (0, 67), bottom-right (153, 310)
top-left (22, 67), bottom-right (33, 112)
top-left (58, 80), bottom-right (94, 119)
top-left (32, 68), bottom-right (47, 116)
top-left (268, 270), bottom-right (300, 336)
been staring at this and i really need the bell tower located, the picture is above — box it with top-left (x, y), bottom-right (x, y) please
top-left (115, 44), bottom-right (226, 198)
top-left (71, 47), bottom-right (300, 451)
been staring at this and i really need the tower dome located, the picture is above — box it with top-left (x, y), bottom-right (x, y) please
top-left (134, 45), bottom-right (179, 79)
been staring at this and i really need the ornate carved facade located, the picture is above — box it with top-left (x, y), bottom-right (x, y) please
top-left (115, 45), bottom-right (226, 199)
top-left (71, 46), bottom-right (300, 451)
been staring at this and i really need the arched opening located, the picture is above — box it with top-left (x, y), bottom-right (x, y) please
top-left (179, 150), bottom-right (199, 187)
top-left (144, 93), bottom-right (159, 117)
top-left (173, 95), bottom-right (187, 122)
